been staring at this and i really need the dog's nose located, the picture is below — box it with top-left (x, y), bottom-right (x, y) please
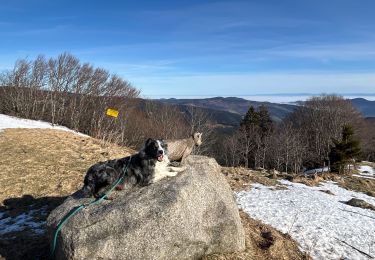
top-left (158, 150), bottom-right (164, 155)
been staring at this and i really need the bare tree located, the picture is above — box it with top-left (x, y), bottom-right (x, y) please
top-left (183, 106), bottom-right (216, 156)
top-left (143, 101), bottom-right (189, 140)
top-left (226, 131), bottom-right (245, 167)
top-left (286, 95), bottom-right (362, 169)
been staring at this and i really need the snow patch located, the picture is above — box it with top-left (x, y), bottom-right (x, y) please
top-left (352, 174), bottom-right (375, 180)
top-left (353, 165), bottom-right (375, 180)
top-left (358, 165), bottom-right (375, 176)
top-left (236, 180), bottom-right (375, 260)
top-left (302, 167), bottom-right (329, 175)
top-left (0, 114), bottom-right (88, 137)
top-left (0, 208), bottom-right (47, 235)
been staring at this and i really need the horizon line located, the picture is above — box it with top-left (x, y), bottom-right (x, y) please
top-left (145, 93), bottom-right (375, 97)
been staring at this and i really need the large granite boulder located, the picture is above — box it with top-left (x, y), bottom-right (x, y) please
top-left (47, 156), bottom-right (245, 259)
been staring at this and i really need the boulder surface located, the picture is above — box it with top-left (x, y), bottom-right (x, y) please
top-left (47, 156), bottom-right (245, 260)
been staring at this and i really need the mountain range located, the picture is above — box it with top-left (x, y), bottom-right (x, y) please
top-left (157, 97), bottom-right (375, 129)
top-left (351, 98), bottom-right (375, 117)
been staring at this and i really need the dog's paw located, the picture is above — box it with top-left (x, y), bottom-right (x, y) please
top-left (167, 172), bottom-right (178, 177)
top-left (169, 166), bottom-right (186, 173)
top-left (168, 161), bottom-right (181, 167)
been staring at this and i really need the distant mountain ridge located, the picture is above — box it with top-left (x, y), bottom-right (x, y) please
top-left (351, 98), bottom-right (375, 117)
top-left (158, 97), bottom-right (297, 122)
top-left (157, 96), bottom-right (375, 129)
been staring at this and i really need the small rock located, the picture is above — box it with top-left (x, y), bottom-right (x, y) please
top-left (344, 198), bottom-right (375, 211)
top-left (319, 190), bottom-right (335, 195)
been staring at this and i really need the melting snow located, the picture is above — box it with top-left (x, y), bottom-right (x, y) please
top-left (0, 114), bottom-right (88, 136)
top-left (303, 167), bottom-right (329, 175)
top-left (358, 165), bottom-right (375, 175)
top-left (0, 208), bottom-right (47, 236)
top-left (236, 180), bottom-right (375, 260)
top-left (354, 165), bottom-right (375, 180)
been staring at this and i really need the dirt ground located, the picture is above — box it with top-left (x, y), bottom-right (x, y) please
top-left (0, 128), bottom-right (309, 260)
top-left (204, 211), bottom-right (310, 260)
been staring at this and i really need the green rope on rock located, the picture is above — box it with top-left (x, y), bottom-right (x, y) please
top-left (51, 157), bottom-right (131, 256)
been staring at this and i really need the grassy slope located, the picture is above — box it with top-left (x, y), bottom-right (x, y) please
top-left (0, 128), bottom-right (133, 203)
top-left (0, 129), bottom-right (133, 259)
top-left (0, 129), bottom-right (308, 260)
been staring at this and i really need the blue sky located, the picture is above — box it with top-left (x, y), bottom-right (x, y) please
top-left (1, 0), bottom-right (375, 100)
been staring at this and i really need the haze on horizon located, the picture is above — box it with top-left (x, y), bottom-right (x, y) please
top-left (153, 94), bottom-right (375, 103)
top-left (1, 0), bottom-right (375, 100)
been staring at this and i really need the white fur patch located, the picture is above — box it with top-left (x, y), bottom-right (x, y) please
top-left (153, 154), bottom-right (185, 183)
top-left (156, 140), bottom-right (164, 154)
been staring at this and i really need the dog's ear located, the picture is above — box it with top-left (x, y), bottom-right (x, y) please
top-left (144, 138), bottom-right (153, 147)
top-left (161, 140), bottom-right (168, 150)
top-left (193, 132), bottom-right (201, 139)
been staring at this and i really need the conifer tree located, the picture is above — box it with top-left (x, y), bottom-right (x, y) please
top-left (239, 105), bottom-right (274, 168)
top-left (329, 125), bottom-right (361, 173)
top-left (240, 106), bottom-right (259, 131)
top-left (258, 105), bottom-right (273, 136)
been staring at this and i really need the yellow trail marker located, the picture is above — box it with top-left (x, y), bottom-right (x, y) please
top-left (106, 108), bottom-right (119, 118)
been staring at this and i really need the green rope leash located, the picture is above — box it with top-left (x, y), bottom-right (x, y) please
top-left (51, 157), bottom-right (132, 256)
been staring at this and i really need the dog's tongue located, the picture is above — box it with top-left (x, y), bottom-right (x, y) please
top-left (158, 154), bottom-right (164, 161)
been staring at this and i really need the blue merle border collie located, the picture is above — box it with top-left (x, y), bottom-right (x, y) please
top-left (82, 138), bottom-right (166, 198)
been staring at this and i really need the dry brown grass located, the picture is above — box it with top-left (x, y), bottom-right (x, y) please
top-left (334, 175), bottom-right (375, 197)
top-left (361, 161), bottom-right (375, 168)
top-left (221, 167), bottom-right (286, 191)
top-left (204, 211), bottom-right (311, 260)
top-left (286, 175), bottom-right (328, 188)
top-left (0, 128), bottom-right (133, 204)
top-left (296, 171), bottom-right (375, 198)
top-left (222, 166), bottom-right (326, 190)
